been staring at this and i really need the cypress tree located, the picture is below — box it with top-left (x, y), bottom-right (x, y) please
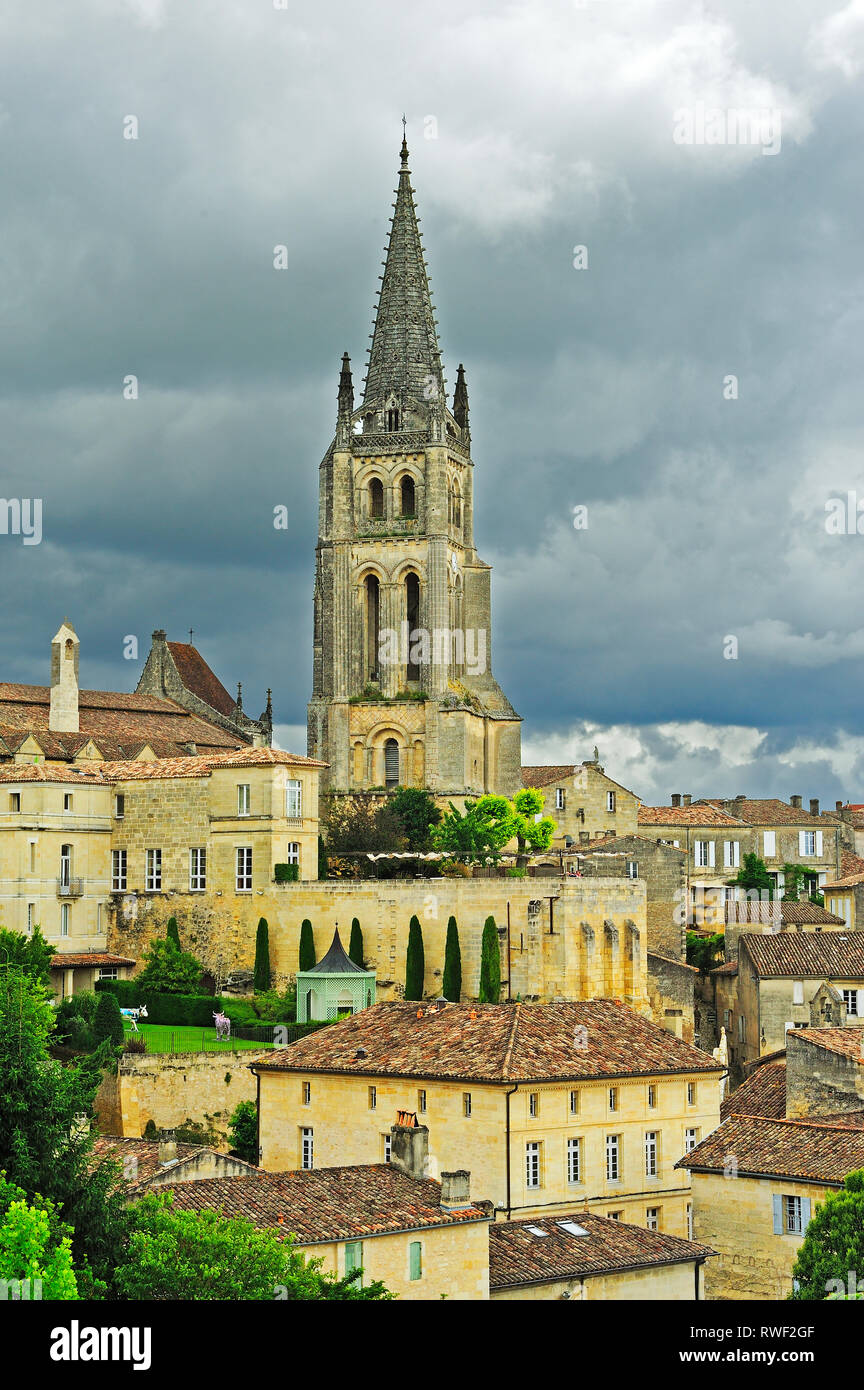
top-left (349, 917), bottom-right (364, 968)
top-left (404, 915), bottom-right (425, 1001)
top-left (299, 919), bottom-right (316, 971)
top-left (166, 916), bottom-right (181, 952)
top-left (253, 917), bottom-right (271, 993)
top-left (93, 991), bottom-right (124, 1047)
top-left (478, 915), bottom-right (501, 1003)
top-left (442, 916), bottom-right (462, 1002)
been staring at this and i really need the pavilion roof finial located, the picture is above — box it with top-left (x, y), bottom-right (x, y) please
top-left (400, 113), bottom-right (408, 166)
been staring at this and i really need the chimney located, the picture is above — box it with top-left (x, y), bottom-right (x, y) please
top-left (790, 795), bottom-right (802, 809)
top-left (682, 794), bottom-right (692, 807)
top-left (671, 794), bottom-right (681, 808)
top-left (49, 620), bottom-right (80, 733)
top-left (810, 799), bottom-right (820, 817)
top-left (440, 1170), bottom-right (472, 1212)
top-left (389, 1118), bottom-right (429, 1181)
top-left (158, 1131), bottom-right (178, 1165)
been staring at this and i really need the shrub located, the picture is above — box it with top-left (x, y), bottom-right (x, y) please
top-left (166, 917), bottom-right (182, 951)
top-left (299, 920), bottom-right (316, 971)
top-left (137, 938), bottom-right (203, 995)
top-left (228, 1101), bottom-right (258, 1164)
top-left (505, 866), bottom-right (527, 878)
top-left (349, 918), bottom-right (364, 968)
top-left (405, 915), bottom-right (425, 1001)
top-left (93, 992), bottom-right (124, 1047)
top-left (442, 916), bottom-right (462, 1002)
top-left (274, 863), bottom-right (300, 883)
top-left (478, 916), bottom-right (501, 1003)
top-left (253, 918), bottom-right (271, 992)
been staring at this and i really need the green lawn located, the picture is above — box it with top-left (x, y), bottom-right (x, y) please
top-left (126, 1022), bottom-right (271, 1053)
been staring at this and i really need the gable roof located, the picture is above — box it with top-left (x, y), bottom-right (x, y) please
top-left (0, 746), bottom-right (326, 786)
top-left (91, 1136), bottom-right (258, 1194)
top-left (725, 900), bottom-right (845, 927)
top-left (740, 931), bottom-right (864, 978)
top-left (166, 642), bottom-right (237, 718)
top-left (677, 1113), bottom-right (864, 1184)
top-left (721, 1056), bottom-right (787, 1122)
top-left (489, 1211), bottom-right (714, 1289)
top-left (638, 805), bottom-right (744, 827)
top-left (700, 797), bottom-right (827, 826)
top-left (251, 999), bottom-right (722, 1084)
top-left (791, 1026), bottom-right (864, 1062)
top-left (161, 1166), bottom-right (488, 1244)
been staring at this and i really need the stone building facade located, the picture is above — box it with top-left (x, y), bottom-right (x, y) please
top-left (307, 137), bottom-right (521, 798)
top-left (521, 757), bottom-right (640, 847)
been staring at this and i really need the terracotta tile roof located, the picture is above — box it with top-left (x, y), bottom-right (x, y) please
top-left (638, 805), bottom-right (744, 827)
top-left (701, 798), bottom-right (828, 827)
top-left (792, 1027), bottom-right (864, 1062)
top-left (809, 1110), bottom-right (864, 1128)
top-left (740, 931), bottom-right (864, 978)
top-left (91, 1136), bottom-right (205, 1189)
top-left (823, 851), bottom-right (864, 890)
top-left (0, 683), bottom-right (244, 760)
top-left (51, 953), bottom-right (135, 968)
top-left (724, 900), bottom-right (845, 927)
top-left (489, 1210), bottom-right (714, 1289)
top-left (721, 1057), bottom-right (787, 1122)
top-left (166, 642), bottom-right (236, 718)
top-left (677, 1113), bottom-right (864, 1184)
top-left (251, 1000), bottom-right (723, 1084)
top-left (521, 764), bottom-right (577, 789)
top-left (573, 835), bottom-right (686, 858)
top-left (0, 762), bottom-right (107, 784)
top-left (100, 748), bottom-right (326, 779)
top-left (161, 1166), bottom-right (489, 1243)
top-left (710, 960), bottom-right (738, 977)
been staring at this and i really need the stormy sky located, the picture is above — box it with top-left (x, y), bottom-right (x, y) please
top-left (3, 0), bottom-right (864, 806)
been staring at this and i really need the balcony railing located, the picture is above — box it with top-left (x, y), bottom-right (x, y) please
top-left (57, 878), bottom-right (84, 897)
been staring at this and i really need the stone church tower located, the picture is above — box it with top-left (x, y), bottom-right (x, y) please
top-left (307, 136), bottom-right (521, 797)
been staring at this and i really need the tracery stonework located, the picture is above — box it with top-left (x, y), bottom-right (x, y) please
top-left (307, 137), bottom-right (521, 798)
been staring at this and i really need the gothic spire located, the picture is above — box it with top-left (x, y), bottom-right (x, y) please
top-left (362, 134), bottom-right (445, 413)
top-left (337, 351), bottom-right (354, 418)
top-left (453, 362), bottom-right (469, 432)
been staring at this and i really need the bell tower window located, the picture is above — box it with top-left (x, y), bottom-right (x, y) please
top-left (369, 478), bottom-right (384, 518)
top-left (386, 408), bottom-right (400, 432)
top-left (405, 573), bottom-right (420, 681)
top-left (365, 575), bottom-right (380, 681)
top-left (384, 738), bottom-right (400, 787)
top-left (400, 475), bottom-right (416, 517)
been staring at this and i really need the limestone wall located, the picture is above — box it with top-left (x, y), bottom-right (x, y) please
top-left (95, 1049), bottom-right (267, 1143)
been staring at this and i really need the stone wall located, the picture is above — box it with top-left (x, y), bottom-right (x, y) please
top-left (108, 875), bottom-right (649, 1008)
top-left (647, 951), bottom-right (698, 1044)
top-left (95, 1049), bottom-right (267, 1143)
top-left (785, 1029), bottom-right (864, 1118)
top-left (576, 837), bottom-right (687, 959)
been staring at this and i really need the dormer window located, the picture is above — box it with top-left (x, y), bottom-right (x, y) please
top-left (386, 407), bottom-right (400, 431)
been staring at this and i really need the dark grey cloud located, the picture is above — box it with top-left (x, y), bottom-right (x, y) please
top-left (2, 0), bottom-right (864, 803)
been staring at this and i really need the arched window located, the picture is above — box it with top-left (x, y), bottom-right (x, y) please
top-left (369, 478), bottom-right (384, 518)
top-left (365, 575), bottom-right (380, 681)
top-left (400, 475), bottom-right (416, 517)
top-left (386, 407), bottom-right (400, 432)
top-left (405, 573), bottom-right (420, 680)
top-left (449, 478), bottom-right (462, 530)
top-left (384, 738), bottom-right (400, 788)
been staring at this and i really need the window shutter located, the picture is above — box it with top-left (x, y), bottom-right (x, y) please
top-left (733, 842), bottom-right (740, 867)
top-left (723, 841), bottom-right (731, 868)
top-left (708, 841), bottom-right (716, 867)
top-left (798, 831), bottom-right (806, 856)
top-left (815, 831), bottom-right (823, 856)
top-left (694, 842), bottom-right (700, 866)
top-left (772, 1195), bottom-right (783, 1234)
top-left (764, 831), bottom-right (775, 857)
top-left (801, 1198), bottom-right (812, 1231)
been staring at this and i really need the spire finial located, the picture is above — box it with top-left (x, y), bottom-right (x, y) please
top-left (400, 114), bottom-right (408, 166)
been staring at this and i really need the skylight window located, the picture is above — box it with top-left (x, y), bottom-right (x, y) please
top-left (557, 1221), bottom-right (589, 1237)
top-left (526, 1225), bottom-right (549, 1237)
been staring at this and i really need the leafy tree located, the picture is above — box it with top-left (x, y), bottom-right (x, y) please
top-left (299, 920), bottom-right (316, 972)
top-left (442, 916), bottom-right (462, 1002)
top-left (0, 967), bottom-right (127, 1291)
top-left (321, 793), bottom-right (404, 854)
top-left (228, 1101), bottom-right (258, 1164)
top-left (685, 933), bottom-right (725, 973)
top-left (254, 918), bottom-right (271, 993)
top-left (405, 915), bottom-right (425, 1001)
top-left (136, 938), bottom-right (203, 995)
top-left (432, 795), bottom-right (517, 863)
top-left (115, 1192), bottom-right (392, 1300)
top-left (165, 916), bottom-right (182, 951)
top-left (54, 991), bottom-right (100, 1051)
top-left (727, 852), bottom-right (776, 899)
top-left (0, 926), bottom-right (54, 986)
top-left (349, 918), bottom-right (364, 968)
top-left (92, 992), bottom-right (124, 1048)
top-left (0, 1177), bottom-right (78, 1300)
top-left (512, 788), bottom-right (557, 856)
top-left (790, 1169), bottom-right (864, 1300)
top-left (389, 787), bottom-right (442, 850)
top-left (781, 864), bottom-right (823, 905)
top-left (478, 916), bottom-right (501, 1003)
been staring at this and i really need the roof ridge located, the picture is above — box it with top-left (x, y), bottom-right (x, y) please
top-left (501, 1002), bottom-right (522, 1080)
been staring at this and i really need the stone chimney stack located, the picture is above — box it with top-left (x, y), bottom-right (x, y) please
top-left (158, 1131), bottom-right (178, 1165)
top-left (810, 799), bottom-right (820, 817)
top-left (682, 794), bottom-right (692, 807)
top-left (440, 1170), bottom-right (472, 1212)
top-left (49, 620), bottom-right (80, 733)
top-left (671, 794), bottom-right (681, 808)
top-left (790, 795), bottom-right (803, 810)
top-left (389, 1116), bottom-right (429, 1181)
